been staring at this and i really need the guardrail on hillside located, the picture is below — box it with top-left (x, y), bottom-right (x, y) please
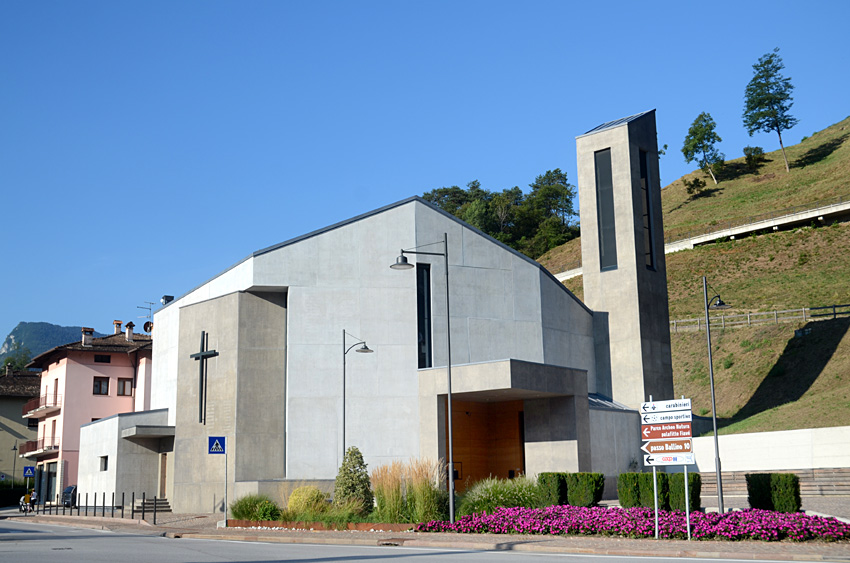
top-left (554, 192), bottom-right (850, 275)
top-left (670, 303), bottom-right (850, 333)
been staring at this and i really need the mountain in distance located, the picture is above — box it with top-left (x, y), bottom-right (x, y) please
top-left (0, 322), bottom-right (107, 365)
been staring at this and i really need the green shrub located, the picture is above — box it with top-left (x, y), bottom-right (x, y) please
top-left (537, 472), bottom-right (569, 506)
top-left (457, 476), bottom-right (543, 517)
top-left (565, 473), bottom-right (604, 507)
top-left (669, 472), bottom-right (701, 512)
top-left (617, 473), bottom-right (641, 508)
top-left (230, 494), bottom-right (282, 521)
top-left (747, 473), bottom-right (801, 512)
top-left (334, 446), bottom-right (373, 515)
top-left (406, 458), bottom-right (449, 523)
top-left (639, 472), bottom-right (669, 510)
top-left (287, 486), bottom-right (328, 513)
top-left (744, 145), bottom-right (765, 171)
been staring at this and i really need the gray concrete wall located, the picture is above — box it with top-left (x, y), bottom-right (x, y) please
top-left (577, 113), bottom-right (673, 408)
top-left (588, 406), bottom-right (641, 498)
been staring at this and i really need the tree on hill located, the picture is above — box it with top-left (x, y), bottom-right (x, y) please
top-left (743, 48), bottom-right (798, 173)
top-left (682, 112), bottom-right (724, 185)
top-left (2, 341), bottom-right (32, 371)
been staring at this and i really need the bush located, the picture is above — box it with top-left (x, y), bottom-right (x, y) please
top-left (669, 472), bottom-right (701, 512)
top-left (406, 458), bottom-right (449, 523)
top-left (230, 494), bottom-right (282, 521)
top-left (744, 145), bottom-right (765, 172)
top-left (287, 486), bottom-right (328, 513)
top-left (683, 176), bottom-right (706, 196)
top-left (334, 446), bottom-right (373, 515)
top-left (457, 476), bottom-right (544, 517)
top-left (537, 472), bottom-right (569, 506)
top-left (565, 473), bottom-right (604, 507)
top-left (747, 473), bottom-right (801, 513)
top-left (639, 472), bottom-right (669, 510)
top-left (617, 473), bottom-right (641, 508)
top-left (371, 460), bottom-right (406, 523)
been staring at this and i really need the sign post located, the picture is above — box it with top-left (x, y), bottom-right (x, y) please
top-left (23, 466), bottom-right (35, 493)
top-left (209, 437), bottom-right (226, 522)
top-left (640, 397), bottom-right (695, 540)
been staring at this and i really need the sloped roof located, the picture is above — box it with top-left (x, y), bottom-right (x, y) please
top-left (27, 332), bottom-right (152, 369)
top-left (0, 372), bottom-right (41, 398)
top-left (161, 196), bottom-right (591, 314)
top-left (579, 110), bottom-right (655, 137)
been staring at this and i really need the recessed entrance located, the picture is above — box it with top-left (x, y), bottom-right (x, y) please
top-left (449, 399), bottom-right (524, 492)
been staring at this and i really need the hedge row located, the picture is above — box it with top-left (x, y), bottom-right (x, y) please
top-left (537, 472), bottom-right (604, 507)
top-left (618, 472), bottom-right (700, 512)
top-left (746, 473), bottom-right (801, 513)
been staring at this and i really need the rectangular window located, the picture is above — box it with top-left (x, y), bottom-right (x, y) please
top-left (117, 378), bottom-right (133, 396)
top-left (28, 418), bottom-right (38, 428)
top-left (640, 149), bottom-right (655, 270)
top-left (100, 456), bottom-right (108, 471)
top-left (594, 148), bottom-right (617, 270)
top-left (416, 263), bottom-right (433, 369)
top-left (93, 377), bottom-right (109, 395)
top-left (94, 355), bottom-right (111, 363)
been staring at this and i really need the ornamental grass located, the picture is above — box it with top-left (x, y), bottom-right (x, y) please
top-left (416, 505), bottom-right (850, 542)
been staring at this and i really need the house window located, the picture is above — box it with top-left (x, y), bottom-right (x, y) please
top-left (639, 149), bottom-right (655, 270)
top-left (94, 355), bottom-right (111, 363)
top-left (100, 456), bottom-right (108, 471)
top-left (93, 377), bottom-right (109, 395)
top-left (117, 378), bottom-right (133, 396)
top-left (28, 418), bottom-right (38, 428)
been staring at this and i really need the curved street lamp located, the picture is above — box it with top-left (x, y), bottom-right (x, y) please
top-left (703, 276), bottom-right (731, 514)
top-left (342, 330), bottom-right (372, 462)
top-left (391, 232), bottom-right (456, 523)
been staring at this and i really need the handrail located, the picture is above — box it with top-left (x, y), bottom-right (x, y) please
top-left (22, 394), bottom-right (63, 416)
top-left (670, 304), bottom-right (850, 333)
top-left (19, 438), bottom-right (60, 455)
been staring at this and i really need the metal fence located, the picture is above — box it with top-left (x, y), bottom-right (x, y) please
top-left (24, 491), bottom-right (164, 525)
top-left (670, 303), bottom-right (850, 333)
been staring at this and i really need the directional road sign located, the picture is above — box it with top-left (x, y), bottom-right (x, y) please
top-left (641, 438), bottom-right (693, 455)
top-left (641, 410), bottom-right (692, 425)
top-left (208, 436), bottom-right (226, 454)
top-left (640, 398), bottom-right (691, 414)
top-left (644, 453), bottom-right (695, 466)
top-left (23, 466), bottom-right (35, 478)
top-left (641, 422), bottom-right (692, 440)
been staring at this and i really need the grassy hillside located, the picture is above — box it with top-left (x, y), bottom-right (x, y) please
top-left (541, 116), bottom-right (850, 435)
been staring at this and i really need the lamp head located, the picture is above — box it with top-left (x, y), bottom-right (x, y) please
top-left (390, 254), bottom-right (414, 270)
top-left (710, 296), bottom-right (731, 310)
top-left (355, 343), bottom-right (373, 354)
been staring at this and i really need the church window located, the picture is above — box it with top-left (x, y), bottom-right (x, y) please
top-left (100, 456), bottom-right (108, 471)
top-left (117, 378), bottom-right (133, 396)
top-left (594, 148), bottom-right (618, 270)
top-left (639, 149), bottom-right (655, 270)
top-left (93, 377), bottom-right (109, 395)
top-left (416, 263), bottom-right (433, 369)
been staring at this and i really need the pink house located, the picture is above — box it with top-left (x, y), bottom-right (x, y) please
top-left (22, 322), bottom-right (152, 503)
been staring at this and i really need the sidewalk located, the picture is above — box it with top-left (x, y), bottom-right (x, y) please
top-left (5, 504), bottom-right (850, 562)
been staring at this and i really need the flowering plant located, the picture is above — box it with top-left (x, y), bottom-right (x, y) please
top-left (416, 505), bottom-right (850, 542)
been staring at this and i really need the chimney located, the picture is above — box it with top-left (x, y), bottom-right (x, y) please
top-left (113, 320), bottom-right (123, 335)
top-left (81, 327), bottom-right (94, 347)
top-left (125, 322), bottom-right (135, 342)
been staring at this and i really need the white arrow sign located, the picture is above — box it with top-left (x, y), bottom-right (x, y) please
top-left (644, 453), bottom-right (695, 466)
top-left (640, 398), bottom-right (692, 414)
top-left (641, 410), bottom-right (692, 425)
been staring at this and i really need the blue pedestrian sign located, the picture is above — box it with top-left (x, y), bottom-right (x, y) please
top-left (208, 436), bottom-right (226, 454)
top-left (23, 466), bottom-right (35, 478)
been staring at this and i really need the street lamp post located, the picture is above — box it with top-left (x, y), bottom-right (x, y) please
top-left (703, 276), bottom-right (730, 514)
top-left (342, 330), bottom-right (372, 463)
top-left (11, 442), bottom-right (17, 489)
top-left (391, 232), bottom-right (456, 523)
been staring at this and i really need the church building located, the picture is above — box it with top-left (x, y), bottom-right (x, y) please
top-left (79, 110), bottom-right (672, 513)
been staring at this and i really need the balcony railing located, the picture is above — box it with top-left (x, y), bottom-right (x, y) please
top-left (19, 438), bottom-right (60, 457)
top-left (22, 394), bottom-right (62, 418)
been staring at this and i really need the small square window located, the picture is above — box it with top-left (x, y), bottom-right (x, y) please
top-left (93, 377), bottom-right (109, 395)
top-left (117, 378), bottom-right (133, 396)
top-left (28, 418), bottom-right (39, 428)
top-left (100, 456), bottom-right (108, 471)
top-left (94, 355), bottom-right (111, 363)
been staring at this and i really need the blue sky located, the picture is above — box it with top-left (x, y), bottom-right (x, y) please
top-left (1, 1), bottom-right (848, 338)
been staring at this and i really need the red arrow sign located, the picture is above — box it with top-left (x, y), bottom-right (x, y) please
top-left (641, 438), bottom-right (693, 454)
top-left (641, 422), bottom-right (692, 440)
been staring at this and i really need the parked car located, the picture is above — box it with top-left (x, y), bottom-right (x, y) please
top-left (62, 485), bottom-right (77, 507)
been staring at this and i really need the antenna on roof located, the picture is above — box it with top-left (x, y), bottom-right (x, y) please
top-left (137, 301), bottom-right (155, 320)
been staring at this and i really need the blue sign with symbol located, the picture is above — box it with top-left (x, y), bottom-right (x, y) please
top-left (23, 466), bottom-right (35, 478)
top-left (208, 436), bottom-right (226, 454)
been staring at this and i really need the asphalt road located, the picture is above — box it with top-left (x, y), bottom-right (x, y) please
top-left (0, 519), bottom-right (833, 563)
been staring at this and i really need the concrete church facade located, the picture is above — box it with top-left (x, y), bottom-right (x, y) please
top-left (79, 111), bottom-right (671, 513)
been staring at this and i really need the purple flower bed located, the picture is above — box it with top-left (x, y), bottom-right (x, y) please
top-left (415, 505), bottom-right (850, 542)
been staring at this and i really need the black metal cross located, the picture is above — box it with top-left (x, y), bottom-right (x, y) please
top-left (190, 331), bottom-right (218, 424)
